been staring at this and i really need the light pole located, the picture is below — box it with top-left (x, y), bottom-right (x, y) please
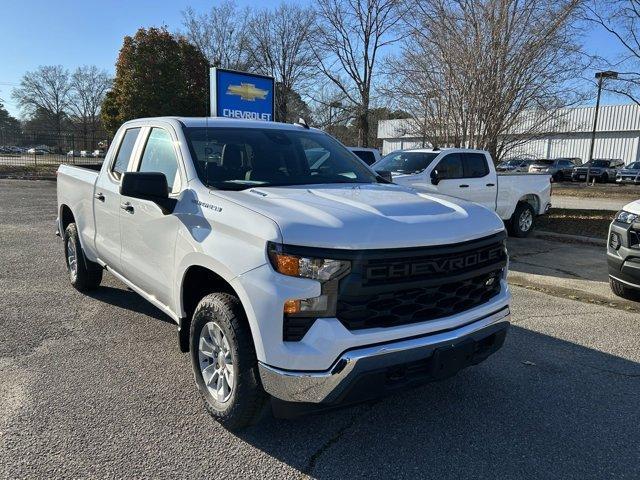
top-left (328, 101), bottom-right (342, 131)
top-left (586, 70), bottom-right (618, 185)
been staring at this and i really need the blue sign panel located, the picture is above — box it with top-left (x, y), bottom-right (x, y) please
top-left (211, 68), bottom-right (275, 121)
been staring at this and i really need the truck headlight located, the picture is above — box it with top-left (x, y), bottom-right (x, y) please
top-left (615, 210), bottom-right (639, 224)
top-left (267, 243), bottom-right (350, 281)
top-left (268, 242), bottom-right (351, 316)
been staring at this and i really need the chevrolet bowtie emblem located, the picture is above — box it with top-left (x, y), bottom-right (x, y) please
top-left (226, 83), bottom-right (268, 101)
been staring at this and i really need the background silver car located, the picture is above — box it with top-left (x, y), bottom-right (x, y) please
top-left (529, 157), bottom-right (581, 182)
top-left (496, 158), bottom-right (535, 173)
top-left (616, 161), bottom-right (640, 184)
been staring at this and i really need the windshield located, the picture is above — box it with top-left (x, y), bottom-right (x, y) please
top-left (590, 160), bottom-right (610, 168)
top-left (374, 151), bottom-right (439, 174)
top-left (184, 127), bottom-right (379, 190)
top-left (534, 159), bottom-right (554, 166)
top-left (626, 162), bottom-right (640, 169)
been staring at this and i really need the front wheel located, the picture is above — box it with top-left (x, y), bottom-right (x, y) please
top-left (508, 202), bottom-right (536, 237)
top-left (610, 277), bottom-right (639, 301)
top-left (190, 293), bottom-right (266, 430)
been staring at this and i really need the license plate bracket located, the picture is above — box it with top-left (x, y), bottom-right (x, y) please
top-left (429, 341), bottom-right (476, 380)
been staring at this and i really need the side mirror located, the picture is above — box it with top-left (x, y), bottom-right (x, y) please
top-left (376, 170), bottom-right (393, 183)
top-left (430, 169), bottom-right (440, 185)
top-left (120, 172), bottom-right (177, 214)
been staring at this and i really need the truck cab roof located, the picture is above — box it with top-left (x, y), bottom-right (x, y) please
top-left (121, 116), bottom-right (321, 133)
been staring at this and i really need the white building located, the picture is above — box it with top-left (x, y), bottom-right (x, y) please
top-left (377, 104), bottom-right (640, 165)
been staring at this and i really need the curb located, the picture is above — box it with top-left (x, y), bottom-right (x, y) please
top-left (532, 230), bottom-right (606, 247)
top-left (0, 174), bottom-right (56, 181)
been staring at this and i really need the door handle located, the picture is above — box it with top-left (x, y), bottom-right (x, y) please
top-left (120, 202), bottom-right (134, 213)
top-left (486, 183), bottom-right (495, 187)
top-left (94, 192), bottom-right (105, 202)
top-left (459, 184), bottom-right (469, 188)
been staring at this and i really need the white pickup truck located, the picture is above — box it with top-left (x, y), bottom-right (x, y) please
top-left (373, 148), bottom-right (552, 236)
top-left (57, 117), bottom-right (511, 429)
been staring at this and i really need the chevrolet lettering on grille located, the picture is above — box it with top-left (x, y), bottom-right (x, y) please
top-left (365, 246), bottom-right (505, 280)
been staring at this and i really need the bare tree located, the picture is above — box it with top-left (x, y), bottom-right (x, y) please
top-left (12, 65), bottom-right (71, 136)
top-left (314, 0), bottom-right (404, 147)
top-left (585, 1), bottom-right (640, 104)
top-left (69, 65), bottom-right (112, 146)
top-left (247, 3), bottom-right (317, 122)
top-left (181, 1), bottom-right (252, 70)
top-left (385, 0), bottom-right (587, 160)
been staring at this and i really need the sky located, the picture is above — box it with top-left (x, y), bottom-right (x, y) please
top-left (0, 0), bottom-right (631, 118)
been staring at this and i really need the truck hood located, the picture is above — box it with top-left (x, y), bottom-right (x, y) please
top-left (218, 183), bottom-right (505, 249)
top-left (623, 199), bottom-right (640, 215)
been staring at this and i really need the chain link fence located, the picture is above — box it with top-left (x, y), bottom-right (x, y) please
top-left (0, 130), bottom-right (111, 168)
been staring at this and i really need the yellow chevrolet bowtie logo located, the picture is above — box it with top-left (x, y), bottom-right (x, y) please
top-left (226, 83), bottom-right (268, 101)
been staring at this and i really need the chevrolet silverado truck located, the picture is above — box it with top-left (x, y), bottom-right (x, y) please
top-left (608, 200), bottom-right (640, 300)
top-left (57, 117), bottom-right (511, 429)
top-left (373, 148), bottom-right (552, 237)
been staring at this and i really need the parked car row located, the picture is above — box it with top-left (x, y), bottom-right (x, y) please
top-left (496, 156), bottom-right (640, 184)
top-left (0, 145), bottom-right (27, 154)
top-left (0, 145), bottom-right (51, 155)
top-left (0, 145), bottom-right (106, 157)
top-left (66, 149), bottom-right (105, 158)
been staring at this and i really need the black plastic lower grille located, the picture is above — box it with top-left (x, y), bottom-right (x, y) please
top-left (336, 269), bottom-right (503, 330)
top-left (283, 316), bottom-right (316, 342)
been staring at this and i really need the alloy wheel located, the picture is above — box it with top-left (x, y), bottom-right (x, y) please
top-left (198, 321), bottom-right (234, 403)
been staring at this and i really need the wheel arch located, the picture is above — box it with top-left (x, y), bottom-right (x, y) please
top-left (59, 204), bottom-right (75, 232)
top-left (180, 265), bottom-right (239, 322)
top-left (177, 263), bottom-right (264, 357)
top-left (517, 194), bottom-right (540, 216)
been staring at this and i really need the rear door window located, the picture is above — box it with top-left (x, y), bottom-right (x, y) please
top-left (462, 153), bottom-right (489, 178)
top-left (111, 128), bottom-right (141, 179)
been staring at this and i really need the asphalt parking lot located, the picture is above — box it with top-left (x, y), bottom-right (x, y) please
top-left (1, 179), bottom-right (639, 479)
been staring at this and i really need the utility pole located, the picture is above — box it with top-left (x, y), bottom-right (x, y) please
top-left (586, 71), bottom-right (618, 185)
top-left (328, 101), bottom-right (342, 133)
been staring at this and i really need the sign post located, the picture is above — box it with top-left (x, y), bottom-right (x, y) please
top-left (210, 68), bottom-right (275, 121)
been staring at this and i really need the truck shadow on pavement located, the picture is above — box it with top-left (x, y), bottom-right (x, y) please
top-left (237, 325), bottom-right (640, 479)
top-left (86, 286), bottom-right (174, 325)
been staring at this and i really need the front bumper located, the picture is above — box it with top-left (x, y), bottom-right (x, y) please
top-left (607, 220), bottom-right (640, 290)
top-left (259, 306), bottom-right (510, 404)
top-left (616, 176), bottom-right (640, 184)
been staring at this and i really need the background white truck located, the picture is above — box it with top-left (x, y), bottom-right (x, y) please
top-left (373, 148), bottom-right (552, 236)
top-left (57, 117), bottom-right (511, 429)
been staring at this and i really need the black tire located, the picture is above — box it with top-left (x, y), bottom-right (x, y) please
top-left (600, 173), bottom-right (609, 183)
top-left (610, 277), bottom-right (640, 300)
top-left (190, 293), bottom-right (266, 430)
top-left (508, 202), bottom-right (536, 237)
top-left (64, 223), bottom-right (103, 291)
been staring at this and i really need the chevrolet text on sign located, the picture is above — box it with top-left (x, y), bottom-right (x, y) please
top-left (210, 68), bottom-right (275, 121)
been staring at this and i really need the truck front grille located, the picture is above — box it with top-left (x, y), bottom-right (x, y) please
top-left (336, 268), bottom-right (503, 330)
top-left (335, 233), bottom-right (507, 331)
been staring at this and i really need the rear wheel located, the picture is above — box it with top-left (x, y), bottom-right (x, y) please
top-left (64, 223), bottom-right (102, 291)
top-left (610, 277), bottom-right (640, 300)
top-left (509, 202), bottom-right (535, 237)
top-left (190, 293), bottom-right (266, 430)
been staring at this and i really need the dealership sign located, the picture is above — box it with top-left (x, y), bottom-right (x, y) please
top-left (210, 68), bottom-right (275, 121)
